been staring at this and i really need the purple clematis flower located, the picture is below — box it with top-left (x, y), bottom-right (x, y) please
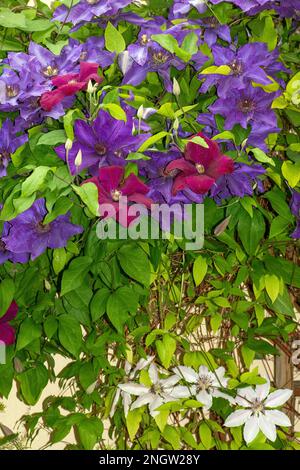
top-left (194, 17), bottom-right (231, 47)
top-left (210, 0), bottom-right (271, 12)
top-left (7, 41), bottom-right (82, 83)
top-left (3, 199), bottom-right (83, 260)
top-left (53, 0), bottom-right (141, 29)
top-left (122, 42), bottom-right (185, 92)
top-left (200, 43), bottom-right (279, 98)
top-left (126, 22), bottom-right (166, 67)
top-left (209, 86), bottom-right (278, 132)
top-left (170, 0), bottom-right (207, 18)
top-left (0, 119), bottom-right (28, 177)
top-left (290, 191), bottom-right (300, 239)
top-left (0, 301), bottom-right (18, 345)
top-left (77, 37), bottom-right (115, 68)
top-left (0, 222), bottom-right (29, 264)
top-left (55, 109), bottom-right (150, 175)
top-left (211, 163), bottom-right (265, 203)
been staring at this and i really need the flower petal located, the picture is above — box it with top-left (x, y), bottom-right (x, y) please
top-left (131, 393), bottom-right (154, 410)
top-left (244, 415), bottom-right (260, 445)
top-left (173, 366), bottom-right (198, 384)
top-left (224, 409), bottom-right (252, 427)
top-left (118, 383), bottom-right (149, 396)
top-left (264, 410), bottom-right (291, 427)
top-left (258, 413), bottom-right (277, 442)
top-left (264, 389), bottom-right (293, 408)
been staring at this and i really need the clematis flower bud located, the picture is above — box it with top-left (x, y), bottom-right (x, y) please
top-left (173, 77), bottom-right (181, 97)
top-left (65, 138), bottom-right (73, 151)
top-left (74, 149), bottom-right (83, 168)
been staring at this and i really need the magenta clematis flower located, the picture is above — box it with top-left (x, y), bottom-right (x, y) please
top-left (0, 301), bottom-right (18, 345)
top-left (85, 166), bottom-right (153, 226)
top-left (165, 133), bottom-right (234, 195)
top-left (40, 62), bottom-right (102, 111)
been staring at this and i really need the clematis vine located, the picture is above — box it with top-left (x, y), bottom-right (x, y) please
top-left (0, 301), bottom-right (18, 346)
top-left (224, 381), bottom-right (293, 444)
top-left (165, 132), bottom-right (234, 195)
top-left (40, 62), bottom-right (102, 112)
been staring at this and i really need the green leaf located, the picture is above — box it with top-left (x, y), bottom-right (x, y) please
top-left (90, 287), bottom-right (110, 321)
top-left (238, 210), bottom-right (265, 255)
top-left (53, 247), bottom-right (67, 275)
top-left (17, 365), bottom-right (48, 405)
top-left (138, 131), bottom-right (169, 152)
top-left (72, 183), bottom-right (99, 217)
top-left (188, 135), bottom-right (209, 148)
top-left (200, 65), bottom-right (231, 75)
top-left (0, 279), bottom-right (15, 318)
top-left (61, 256), bottom-right (92, 296)
top-left (118, 244), bottom-right (151, 286)
top-left (101, 103), bottom-right (127, 122)
top-left (58, 314), bottom-right (82, 358)
top-left (199, 422), bottom-right (212, 449)
top-left (104, 22), bottom-right (125, 53)
top-left (156, 334), bottom-right (176, 369)
top-left (193, 256), bottom-right (208, 286)
top-left (163, 425), bottom-right (181, 450)
top-left (264, 274), bottom-right (280, 303)
top-left (0, 8), bottom-right (27, 29)
top-left (282, 161), bottom-right (300, 187)
top-left (21, 166), bottom-right (52, 197)
top-left (251, 148), bottom-right (275, 167)
top-left (106, 286), bottom-right (138, 332)
top-left (37, 130), bottom-right (66, 146)
top-left (77, 417), bottom-right (103, 450)
top-left (16, 318), bottom-right (41, 351)
top-left (126, 409), bottom-right (142, 441)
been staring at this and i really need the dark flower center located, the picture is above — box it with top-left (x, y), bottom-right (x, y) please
top-left (195, 163), bottom-right (205, 174)
top-left (30, 97), bottom-right (39, 109)
top-left (152, 51), bottom-right (170, 65)
top-left (162, 168), bottom-right (179, 178)
top-left (0, 240), bottom-right (6, 252)
top-left (6, 85), bottom-right (19, 98)
top-left (36, 221), bottom-right (51, 234)
top-left (111, 189), bottom-right (122, 201)
top-left (80, 51), bottom-right (88, 61)
top-left (140, 34), bottom-right (149, 46)
top-left (251, 398), bottom-right (265, 414)
top-left (202, 16), bottom-right (218, 28)
top-left (230, 59), bottom-right (244, 76)
top-left (0, 150), bottom-right (10, 162)
top-left (150, 383), bottom-right (163, 394)
top-left (196, 375), bottom-right (213, 392)
top-left (95, 143), bottom-right (107, 156)
top-left (42, 65), bottom-right (59, 78)
top-left (238, 98), bottom-right (256, 113)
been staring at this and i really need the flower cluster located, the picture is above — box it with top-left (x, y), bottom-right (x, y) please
top-left (113, 358), bottom-right (292, 445)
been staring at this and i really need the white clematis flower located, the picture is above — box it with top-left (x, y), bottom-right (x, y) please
top-left (119, 363), bottom-right (190, 417)
top-left (173, 365), bottom-right (234, 410)
top-left (224, 380), bottom-right (293, 445)
top-left (110, 356), bottom-right (155, 418)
